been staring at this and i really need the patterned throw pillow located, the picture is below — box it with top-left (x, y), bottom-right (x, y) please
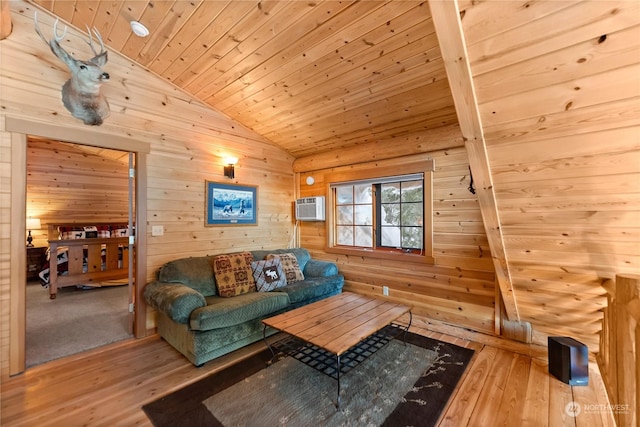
top-left (266, 253), bottom-right (304, 284)
top-left (58, 225), bottom-right (111, 239)
top-left (251, 258), bottom-right (287, 292)
top-left (213, 252), bottom-right (256, 297)
top-left (110, 224), bottom-right (133, 238)
top-left (58, 226), bottom-right (87, 239)
top-left (94, 225), bottom-right (112, 239)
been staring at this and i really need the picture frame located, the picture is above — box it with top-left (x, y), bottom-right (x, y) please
top-left (205, 181), bottom-right (257, 226)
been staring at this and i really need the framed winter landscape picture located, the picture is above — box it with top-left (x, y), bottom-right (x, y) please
top-left (205, 181), bottom-right (257, 226)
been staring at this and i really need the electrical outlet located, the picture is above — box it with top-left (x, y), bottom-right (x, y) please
top-left (383, 286), bottom-right (389, 296)
top-left (151, 225), bottom-right (164, 236)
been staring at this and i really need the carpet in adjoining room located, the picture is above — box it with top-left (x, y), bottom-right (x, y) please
top-left (143, 331), bottom-right (474, 427)
top-left (26, 282), bottom-right (133, 367)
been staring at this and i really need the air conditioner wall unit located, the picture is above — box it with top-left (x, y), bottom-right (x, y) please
top-left (295, 196), bottom-right (325, 221)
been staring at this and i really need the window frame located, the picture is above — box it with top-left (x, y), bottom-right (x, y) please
top-left (376, 180), bottom-right (424, 251)
top-left (325, 159), bottom-right (434, 264)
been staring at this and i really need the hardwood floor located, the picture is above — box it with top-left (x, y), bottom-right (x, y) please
top-left (1, 314), bottom-right (615, 427)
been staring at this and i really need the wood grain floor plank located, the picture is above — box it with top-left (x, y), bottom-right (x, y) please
top-left (573, 363), bottom-right (617, 427)
top-left (548, 368), bottom-right (576, 427)
top-left (495, 353), bottom-right (532, 426)
top-left (466, 348), bottom-right (515, 426)
top-left (589, 361), bottom-right (617, 427)
top-left (522, 357), bottom-right (550, 427)
top-left (438, 345), bottom-right (497, 427)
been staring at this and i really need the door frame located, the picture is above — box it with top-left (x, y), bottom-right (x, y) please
top-left (7, 116), bottom-right (149, 375)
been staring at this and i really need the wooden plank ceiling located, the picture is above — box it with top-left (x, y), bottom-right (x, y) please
top-left (28, 136), bottom-right (130, 162)
top-left (30, 0), bottom-right (457, 158)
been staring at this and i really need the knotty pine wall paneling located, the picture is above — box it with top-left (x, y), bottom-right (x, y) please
top-left (297, 145), bottom-right (497, 334)
top-left (460, 0), bottom-right (640, 351)
top-left (0, 3), bottom-right (294, 378)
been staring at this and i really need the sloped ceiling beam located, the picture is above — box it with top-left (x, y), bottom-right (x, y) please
top-left (428, 0), bottom-right (520, 321)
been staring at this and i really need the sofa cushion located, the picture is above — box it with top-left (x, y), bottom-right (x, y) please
top-left (276, 275), bottom-right (344, 305)
top-left (303, 259), bottom-right (339, 277)
top-left (251, 258), bottom-right (287, 292)
top-left (251, 248), bottom-right (311, 271)
top-left (190, 292), bottom-right (290, 331)
top-left (266, 253), bottom-right (304, 284)
top-left (213, 252), bottom-right (256, 297)
top-left (158, 256), bottom-right (217, 296)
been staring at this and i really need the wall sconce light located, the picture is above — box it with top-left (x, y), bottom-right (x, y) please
top-left (223, 156), bottom-right (238, 179)
top-left (26, 217), bottom-right (41, 247)
top-left (306, 176), bottom-right (315, 185)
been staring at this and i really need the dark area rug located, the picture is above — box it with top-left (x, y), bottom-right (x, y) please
top-left (143, 330), bottom-right (474, 427)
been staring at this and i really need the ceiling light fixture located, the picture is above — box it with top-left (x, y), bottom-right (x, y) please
top-left (130, 21), bottom-right (149, 37)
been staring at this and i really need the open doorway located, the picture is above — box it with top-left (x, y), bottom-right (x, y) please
top-left (7, 116), bottom-right (148, 376)
top-left (25, 137), bottom-right (134, 367)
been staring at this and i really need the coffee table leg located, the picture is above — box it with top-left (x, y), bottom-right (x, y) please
top-left (403, 311), bottom-right (413, 344)
top-left (263, 324), bottom-right (276, 364)
top-left (336, 354), bottom-right (342, 410)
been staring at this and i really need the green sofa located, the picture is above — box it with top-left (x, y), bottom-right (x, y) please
top-left (144, 248), bottom-right (344, 366)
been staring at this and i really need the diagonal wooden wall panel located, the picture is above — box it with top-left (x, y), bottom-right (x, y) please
top-left (428, 0), bottom-right (519, 321)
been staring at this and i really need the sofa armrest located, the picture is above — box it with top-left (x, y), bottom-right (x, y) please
top-left (303, 259), bottom-right (338, 277)
top-left (143, 281), bottom-right (206, 324)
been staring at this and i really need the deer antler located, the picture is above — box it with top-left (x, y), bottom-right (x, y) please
top-left (84, 25), bottom-right (106, 56)
top-left (33, 11), bottom-right (67, 45)
top-left (34, 11), bottom-right (104, 57)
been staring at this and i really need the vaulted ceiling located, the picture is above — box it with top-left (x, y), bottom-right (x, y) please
top-left (25, 0), bottom-right (519, 321)
top-left (31, 0), bottom-right (457, 159)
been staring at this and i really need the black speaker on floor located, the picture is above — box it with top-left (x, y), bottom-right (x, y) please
top-left (548, 336), bottom-right (588, 386)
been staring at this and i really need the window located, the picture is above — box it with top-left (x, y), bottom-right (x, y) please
top-left (327, 159), bottom-right (434, 263)
top-left (335, 183), bottom-right (373, 247)
top-left (378, 179), bottom-right (423, 250)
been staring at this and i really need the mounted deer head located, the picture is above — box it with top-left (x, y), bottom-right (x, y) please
top-left (34, 11), bottom-right (110, 126)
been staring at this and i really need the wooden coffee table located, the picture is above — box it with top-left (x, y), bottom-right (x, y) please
top-left (262, 291), bottom-right (412, 408)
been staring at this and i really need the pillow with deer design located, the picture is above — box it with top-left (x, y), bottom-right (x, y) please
top-left (251, 258), bottom-right (287, 292)
top-left (265, 253), bottom-right (304, 284)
